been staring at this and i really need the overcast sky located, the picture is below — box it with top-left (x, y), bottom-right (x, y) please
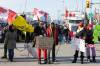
top-left (0, 0), bottom-right (100, 19)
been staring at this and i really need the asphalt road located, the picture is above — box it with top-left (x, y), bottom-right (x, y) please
top-left (0, 43), bottom-right (100, 66)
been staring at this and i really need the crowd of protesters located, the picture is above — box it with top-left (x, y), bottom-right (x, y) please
top-left (0, 15), bottom-right (97, 64)
top-left (33, 22), bottom-right (71, 64)
top-left (0, 21), bottom-right (72, 63)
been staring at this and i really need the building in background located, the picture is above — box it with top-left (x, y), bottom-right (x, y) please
top-left (64, 11), bottom-right (85, 32)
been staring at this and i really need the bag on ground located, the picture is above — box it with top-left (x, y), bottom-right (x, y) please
top-left (25, 43), bottom-right (37, 58)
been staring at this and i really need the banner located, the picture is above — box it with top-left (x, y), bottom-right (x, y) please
top-left (36, 36), bottom-right (54, 49)
top-left (12, 16), bottom-right (34, 32)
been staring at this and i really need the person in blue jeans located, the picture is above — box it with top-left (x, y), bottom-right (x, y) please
top-left (4, 25), bottom-right (17, 62)
top-left (8, 49), bottom-right (14, 61)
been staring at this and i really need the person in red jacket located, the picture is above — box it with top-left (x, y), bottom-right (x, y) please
top-left (45, 24), bottom-right (52, 63)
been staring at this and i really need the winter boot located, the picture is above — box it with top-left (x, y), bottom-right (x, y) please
top-left (87, 56), bottom-right (92, 62)
top-left (72, 56), bottom-right (78, 63)
top-left (44, 59), bottom-right (47, 64)
top-left (80, 56), bottom-right (84, 64)
top-left (48, 59), bottom-right (52, 64)
top-left (72, 50), bottom-right (79, 63)
top-left (92, 56), bottom-right (96, 63)
top-left (38, 59), bottom-right (41, 64)
top-left (1, 56), bottom-right (7, 59)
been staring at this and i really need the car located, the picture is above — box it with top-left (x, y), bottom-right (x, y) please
top-left (0, 22), bottom-right (8, 43)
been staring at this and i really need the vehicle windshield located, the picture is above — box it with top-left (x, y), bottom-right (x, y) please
top-left (69, 20), bottom-right (82, 24)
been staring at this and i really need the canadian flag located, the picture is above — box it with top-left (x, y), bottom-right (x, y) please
top-left (33, 8), bottom-right (48, 21)
top-left (33, 8), bottom-right (43, 17)
top-left (7, 9), bottom-right (17, 24)
top-left (0, 7), bottom-right (8, 23)
top-left (0, 7), bottom-right (7, 14)
top-left (0, 7), bottom-right (17, 24)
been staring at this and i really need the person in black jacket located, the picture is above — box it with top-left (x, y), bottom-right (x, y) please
top-left (72, 22), bottom-right (86, 64)
top-left (85, 24), bottom-right (96, 63)
top-left (5, 25), bottom-right (17, 62)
